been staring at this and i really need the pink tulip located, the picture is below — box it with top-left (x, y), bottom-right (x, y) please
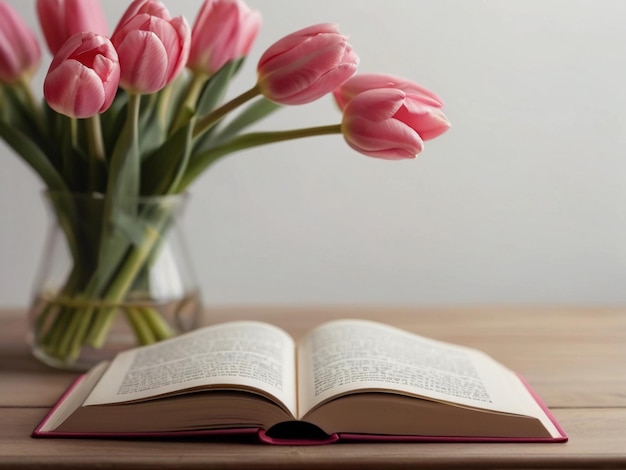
top-left (341, 88), bottom-right (450, 160)
top-left (44, 32), bottom-right (120, 119)
top-left (114, 0), bottom-right (169, 29)
top-left (36, 0), bottom-right (108, 55)
top-left (257, 23), bottom-right (359, 105)
top-left (397, 103), bottom-right (450, 142)
top-left (0, 1), bottom-right (41, 84)
top-left (111, 0), bottom-right (190, 94)
top-left (187, 0), bottom-right (261, 75)
top-left (333, 73), bottom-right (444, 110)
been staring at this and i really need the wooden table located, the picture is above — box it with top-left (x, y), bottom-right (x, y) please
top-left (1, 306), bottom-right (625, 469)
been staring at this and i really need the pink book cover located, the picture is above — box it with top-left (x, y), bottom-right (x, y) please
top-left (32, 373), bottom-right (568, 445)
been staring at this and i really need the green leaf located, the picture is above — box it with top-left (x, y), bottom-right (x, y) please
top-left (137, 93), bottom-right (166, 158)
top-left (0, 119), bottom-right (67, 191)
top-left (101, 94), bottom-right (142, 275)
top-left (195, 58), bottom-right (245, 117)
top-left (115, 211), bottom-right (155, 247)
top-left (106, 94), bottom-right (141, 204)
top-left (0, 87), bottom-right (8, 121)
top-left (141, 120), bottom-right (194, 195)
top-left (90, 229), bottom-right (132, 296)
top-left (2, 86), bottom-right (64, 172)
top-left (181, 124), bottom-right (342, 191)
top-left (59, 116), bottom-right (91, 192)
top-left (40, 102), bottom-right (67, 171)
top-left (99, 89), bottom-right (129, 159)
top-left (1, 85), bottom-right (42, 139)
top-left (211, 97), bottom-right (281, 146)
top-left (178, 143), bottom-right (234, 192)
top-left (159, 75), bottom-right (191, 131)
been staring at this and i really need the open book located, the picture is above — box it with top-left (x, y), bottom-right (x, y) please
top-left (33, 319), bottom-right (567, 444)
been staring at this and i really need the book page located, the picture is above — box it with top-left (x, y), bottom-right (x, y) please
top-left (297, 319), bottom-right (545, 420)
top-left (84, 321), bottom-right (296, 417)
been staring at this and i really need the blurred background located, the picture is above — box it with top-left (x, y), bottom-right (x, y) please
top-left (2, 0), bottom-right (626, 308)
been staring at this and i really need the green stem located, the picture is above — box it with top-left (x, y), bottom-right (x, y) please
top-left (86, 219), bottom-right (164, 347)
top-left (157, 83), bottom-right (173, 129)
top-left (86, 114), bottom-right (105, 160)
top-left (0, 86), bottom-right (8, 121)
top-left (156, 82), bottom-right (175, 132)
top-left (105, 92), bottom-right (141, 203)
top-left (125, 307), bottom-right (157, 345)
top-left (83, 93), bottom-right (142, 348)
top-left (62, 304), bottom-right (95, 361)
top-left (16, 76), bottom-right (46, 134)
top-left (178, 124), bottom-right (343, 191)
top-left (169, 72), bottom-right (208, 136)
top-left (62, 118), bottom-right (78, 185)
top-left (141, 306), bottom-right (175, 340)
top-left (86, 114), bottom-right (105, 192)
top-left (192, 84), bottom-right (261, 138)
top-left (127, 93), bottom-right (142, 155)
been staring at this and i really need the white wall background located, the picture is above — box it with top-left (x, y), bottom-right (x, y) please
top-left (2, 0), bottom-right (626, 307)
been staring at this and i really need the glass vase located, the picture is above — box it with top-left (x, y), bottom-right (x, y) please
top-left (28, 191), bottom-right (202, 371)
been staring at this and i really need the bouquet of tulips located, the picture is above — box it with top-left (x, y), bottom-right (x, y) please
top-left (0, 0), bottom-right (450, 366)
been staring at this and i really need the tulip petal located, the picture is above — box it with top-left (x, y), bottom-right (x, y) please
top-left (343, 116), bottom-right (423, 159)
top-left (65, 0), bottom-right (108, 37)
top-left (188, 0), bottom-right (260, 75)
top-left (112, 2), bottom-right (190, 93)
top-left (0, 2), bottom-right (41, 83)
top-left (117, 30), bottom-right (169, 93)
top-left (402, 93), bottom-right (443, 113)
top-left (36, 0), bottom-right (108, 54)
top-left (115, 0), bottom-right (170, 31)
top-left (43, 32), bottom-right (119, 118)
top-left (45, 61), bottom-right (106, 118)
top-left (167, 16), bottom-right (191, 80)
top-left (344, 88), bottom-right (406, 121)
top-left (334, 73), bottom-right (444, 110)
top-left (0, 32), bottom-right (21, 80)
top-left (36, 0), bottom-right (66, 54)
top-left (277, 62), bottom-right (356, 105)
top-left (91, 54), bottom-right (117, 82)
top-left (340, 88), bottom-right (430, 159)
top-left (257, 24), bottom-right (359, 105)
top-left (259, 32), bottom-right (346, 76)
top-left (258, 23), bottom-right (339, 67)
top-left (394, 104), bottom-right (451, 141)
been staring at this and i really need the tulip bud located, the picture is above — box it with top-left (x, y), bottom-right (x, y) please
top-left (36, 0), bottom-right (108, 55)
top-left (341, 88), bottom-right (450, 160)
top-left (111, 0), bottom-right (191, 94)
top-left (333, 73), bottom-right (444, 110)
top-left (257, 23), bottom-right (359, 105)
top-left (0, 1), bottom-right (41, 84)
top-left (397, 103), bottom-right (451, 141)
top-left (44, 32), bottom-right (120, 119)
top-left (114, 0), bottom-right (170, 28)
top-left (188, 0), bottom-right (261, 76)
